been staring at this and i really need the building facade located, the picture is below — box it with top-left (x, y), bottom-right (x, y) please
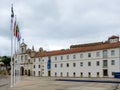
top-left (18, 36), bottom-right (120, 78)
top-left (14, 41), bottom-right (36, 76)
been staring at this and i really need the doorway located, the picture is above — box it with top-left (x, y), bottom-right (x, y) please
top-left (48, 71), bottom-right (51, 77)
top-left (103, 69), bottom-right (108, 76)
top-left (60, 72), bottom-right (63, 77)
top-left (20, 67), bottom-right (24, 76)
top-left (28, 70), bottom-right (30, 76)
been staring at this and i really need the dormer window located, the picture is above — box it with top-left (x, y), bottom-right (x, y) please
top-left (108, 35), bottom-right (119, 43)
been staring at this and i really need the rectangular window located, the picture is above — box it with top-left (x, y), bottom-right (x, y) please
top-left (88, 53), bottom-right (91, 57)
top-left (73, 55), bottom-right (76, 59)
top-left (111, 60), bottom-right (115, 65)
top-left (67, 55), bottom-right (69, 59)
top-left (60, 63), bottom-right (63, 68)
top-left (96, 61), bottom-right (100, 66)
top-left (80, 62), bottom-right (83, 67)
top-left (112, 72), bottom-right (114, 76)
top-left (28, 59), bottom-right (30, 63)
top-left (39, 65), bottom-right (40, 68)
top-left (25, 55), bottom-right (27, 60)
top-left (96, 52), bottom-right (100, 57)
top-left (21, 56), bottom-right (23, 63)
top-left (66, 63), bottom-right (69, 67)
top-left (34, 58), bottom-right (35, 62)
top-left (73, 63), bottom-right (76, 67)
top-left (61, 56), bottom-right (63, 60)
top-left (34, 65), bottom-right (35, 68)
top-left (80, 54), bottom-right (83, 58)
top-left (55, 57), bottom-right (57, 60)
top-left (55, 64), bottom-right (57, 68)
top-left (111, 50), bottom-right (115, 56)
top-left (103, 60), bottom-right (108, 67)
top-left (21, 56), bottom-right (23, 61)
top-left (88, 62), bottom-right (91, 66)
top-left (39, 58), bottom-right (40, 62)
top-left (103, 50), bottom-right (108, 57)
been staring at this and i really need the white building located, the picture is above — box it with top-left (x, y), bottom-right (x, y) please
top-left (19, 36), bottom-right (120, 78)
top-left (15, 41), bottom-right (36, 76)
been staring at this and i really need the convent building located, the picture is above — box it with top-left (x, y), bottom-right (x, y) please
top-left (15, 35), bottom-right (120, 78)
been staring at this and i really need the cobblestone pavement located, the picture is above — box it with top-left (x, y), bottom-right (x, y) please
top-left (1, 76), bottom-right (120, 90)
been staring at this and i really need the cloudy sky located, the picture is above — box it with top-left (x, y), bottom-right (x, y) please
top-left (0, 0), bottom-right (120, 56)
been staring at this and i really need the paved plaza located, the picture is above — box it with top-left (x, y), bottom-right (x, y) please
top-left (1, 76), bottom-right (120, 90)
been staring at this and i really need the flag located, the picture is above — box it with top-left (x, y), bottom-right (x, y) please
top-left (11, 4), bottom-right (14, 18)
top-left (13, 20), bottom-right (17, 37)
top-left (16, 24), bottom-right (21, 42)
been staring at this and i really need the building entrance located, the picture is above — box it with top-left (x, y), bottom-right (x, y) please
top-left (20, 67), bottom-right (24, 76)
top-left (28, 69), bottom-right (30, 76)
top-left (103, 69), bottom-right (108, 76)
top-left (48, 71), bottom-right (51, 77)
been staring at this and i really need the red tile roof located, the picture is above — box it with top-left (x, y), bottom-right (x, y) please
top-left (108, 35), bottom-right (119, 40)
top-left (35, 41), bottom-right (120, 58)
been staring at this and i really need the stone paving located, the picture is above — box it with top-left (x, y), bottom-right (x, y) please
top-left (0, 76), bottom-right (120, 90)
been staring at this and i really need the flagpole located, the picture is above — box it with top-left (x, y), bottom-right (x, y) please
top-left (14, 15), bottom-right (17, 86)
top-left (14, 36), bottom-right (16, 86)
top-left (10, 4), bottom-right (14, 88)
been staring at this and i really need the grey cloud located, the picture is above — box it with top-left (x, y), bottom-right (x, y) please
top-left (0, 0), bottom-right (120, 56)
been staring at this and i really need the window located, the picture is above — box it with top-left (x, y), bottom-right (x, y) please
top-left (55, 57), bottom-right (57, 60)
top-left (88, 62), bottom-right (91, 66)
top-left (21, 56), bottom-right (23, 61)
top-left (73, 63), bottom-right (76, 67)
top-left (61, 56), bottom-right (63, 60)
top-left (80, 54), bottom-right (83, 58)
top-left (67, 55), bottom-right (69, 59)
top-left (96, 61), bottom-right (100, 66)
top-left (34, 65), bottom-right (35, 68)
top-left (80, 72), bottom-right (83, 77)
top-left (34, 58), bottom-right (35, 62)
top-left (80, 62), bottom-right (83, 67)
top-left (55, 64), bottom-right (57, 68)
top-left (73, 55), bottom-right (76, 59)
top-left (97, 72), bottom-right (99, 77)
top-left (48, 56), bottom-right (51, 60)
top-left (66, 63), bottom-right (69, 67)
top-left (55, 72), bottom-right (57, 76)
top-left (39, 71), bottom-right (40, 76)
top-left (67, 72), bottom-right (69, 77)
top-left (39, 58), bottom-right (40, 62)
top-left (88, 72), bottom-right (91, 77)
top-left (103, 60), bottom-right (108, 67)
top-left (60, 72), bottom-right (63, 77)
top-left (22, 48), bottom-right (24, 53)
top-left (96, 52), bottom-right (100, 57)
top-left (112, 72), bottom-right (114, 76)
top-left (39, 65), bottom-right (40, 68)
top-left (111, 50), bottom-right (115, 56)
top-left (60, 63), bottom-right (63, 68)
top-left (88, 53), bottom-right (91, 57)
top-left (111, 60), bottom-right (115, 65)
top-left (25, 55), bottom-right (27, 60)
top-left (103, 50), bottom-right (108, 57)
top-left (28, 59), bottom-right (30, 63)
top-left (73, 72), bottom-right (76, 77)
top-left (34, 71), bottom-right (35, 76)
top-left (21, 56), bottom-right (23, 62)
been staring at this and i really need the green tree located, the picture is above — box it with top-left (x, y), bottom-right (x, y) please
top-left (1, 56), bottom-right (11, 70)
